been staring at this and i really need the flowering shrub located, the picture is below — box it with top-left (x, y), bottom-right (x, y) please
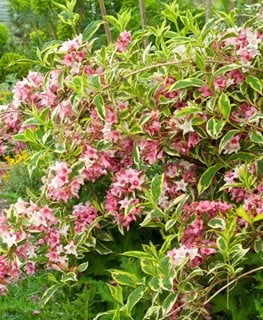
top-left (0, 5), bottom-right (262, 319)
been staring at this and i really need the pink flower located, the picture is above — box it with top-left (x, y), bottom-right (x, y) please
top-left (228, 69), bottom-right (245, 84)
top-left (24, 262), bottom-right (36, 275)
top-left (168, 245), bottom-right (200, 266)
top-left (231, 102), bottom-right (257, 123)
top-left (199, 85), bottom-right (213, 98)
top-left (73, 202), bottom-right (98, 233)
top-left (64, 241), bottom-right (78, 256)
top-left (223, 135), bottom-right (241, 154)
top-left (213, 75), bottom-right (227, 91)
top-left (115, 31), bottom-right (132, 52)
top-left (187, 132), bottom-right (200, 148)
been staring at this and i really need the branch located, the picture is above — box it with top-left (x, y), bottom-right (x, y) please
top-left (203, 265), bottom-right (263, 305)
top-left (123, 58), bottom-right (262, 79)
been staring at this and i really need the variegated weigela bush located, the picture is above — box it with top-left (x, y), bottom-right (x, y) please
top-left (0, 6), bottom-right (262, 320)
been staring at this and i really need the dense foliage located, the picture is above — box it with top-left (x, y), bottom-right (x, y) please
top-left (0, 2), bottom-right (262, 319)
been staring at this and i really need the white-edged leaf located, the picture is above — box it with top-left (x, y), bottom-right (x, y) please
top-left (77, 261), bottom-right (89, 272)
top-left (93, 94), bottom-right (106, 120)
top-left (246, 75), bottom-right (262, 94)
top-left (249, 131), bottom-right (263, 144)
top-left (175, 106), bottom-right (201, 117)
top-left (162, 292), bottom-right (179, 316)
top-left (211, 64), bottom-right (240, 80)
top-left (83, 20), bottom-right (104, 41)
top-left (170, 78), bottom-right (205, 90)
top-left (42, 284), bottom-right (61, 305)
top-left (125, 286), bottom-right (146, 315)
top-left (218, 93), bottom-right (231, 120)
top-left (151, 173), bottom-right (164, 204)
top-left (198, 163), bottom-right (224, 195)
top-left (206, 118), bottom-right (225, 138)
top-left (208, 217), bottom-right (226, 230)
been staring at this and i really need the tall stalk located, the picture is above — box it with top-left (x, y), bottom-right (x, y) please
top-left (98, 0), bottom-right (111, 44)
top-left (139, 0), bottom-right (147, 48)
top-left (206, 0), bottom-right (213, 22)
top-left (230, 0), bottom-right (235, 10)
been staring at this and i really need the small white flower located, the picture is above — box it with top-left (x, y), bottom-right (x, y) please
top-left (64, 241), bottom-right (78, 256)
top-left (70, 62), bottom-right (81, 75)
top-left (175, 179), bottom-right (188, 192)
top-left (179, 120), bottom-right (194, 135)
top-left (179, 160), bottom-right (194, 170)
top-left (2, 233), bottom-right (17, 248)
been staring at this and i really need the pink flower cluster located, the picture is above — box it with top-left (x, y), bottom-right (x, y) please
top-left (115, 31), bottom-right (132, 52)
top-left (0, 255), bottom-right (20, 295)
top-left (106, 168), bottom-right (144, 230)
top-left (216, 28), bottom-right (262, 66)
top-left (73, 202), bottom-right (98, 233)
top-left (224, 163), bottom-right (263, 219)
top-left (168, 245), bottom-right (200, 266)
top-left (44, 161), bottom-right (85, 202)
top-left (60, 34), bottom-right (86, 75)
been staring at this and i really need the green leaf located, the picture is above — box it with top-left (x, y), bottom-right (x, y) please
top-left (125, 286), bottom-right (146, 315)
top-left (170, 78), bottom-right (205, 90)
top-left (24, 128), bottom-right (36, 142)
top-left (42, 284), bottom-right (61, 305)
top-left (219, 130), bottom-right (239, 154)
top-left (122, 251), bottom-right (153, 260)
top-left (28, 151), bottom-right (43, 177)
top-left (175, 106), bottom-right (201, 117)
top-left (23, 117), bottom-right (43, 126)
top-left (105, 15), bottom-right (121, 31)
top-left (218, 93), bottom-right (231, 120)
top-left (143, 306), bottom-right (161, 319)
top-left (108, 284), bottom-right (123, 305)
top-left (217, 236), bottom-right (228, 253)
top-left (165, 219), bottom-right (177, 232)
top-left (206, 97), bottom-right (216, 113)
top-left (236, 207), bottom-right (251, 223)
top-left (96, 140), bottom-right (112, 151)
top-left (252, 213), bottom-right (263, 223)
top-left (93, 310), bottom-right (115, 320)
top-left (206, 118), bottom-right (225, 139)
top-left (249, 131), bottom-right (263, 144)
top-left (228, 152), bottom-right (256, 162)
top-left (211, 64), bottom-right (240, 80)
top-left (201, 17), bottom-right (220, 40)
top-left (198, 163), bottom-right (224, 195)
top-left (150, 173), bottom-right (164, 204)
top-left (246, 75), bottom-right (262, 94)
top-left (93, 94), bottom-right (106, 121)
top-left (195, 51), bottom-right (205, 70)
top-left (77, 261), bottom-right (89, 272)
top-left (133, 144), bottom-right (141, 168)
top-left (162, 292), bottom-right (179, 316)
top-left (12, 133), bottom-right (27, 142)
top-left (254, 238), bottom-right (263, 253)
top-left (61, 272), bottom-right (78, 283)
top-left (83, 20), bottom-right (104, 41)
top-left (208, 217), bottom-right (226, 230)
top-left (109, 270), bottom-right (139, 287)
top-left (95, 241), bottom-right (112, 255)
